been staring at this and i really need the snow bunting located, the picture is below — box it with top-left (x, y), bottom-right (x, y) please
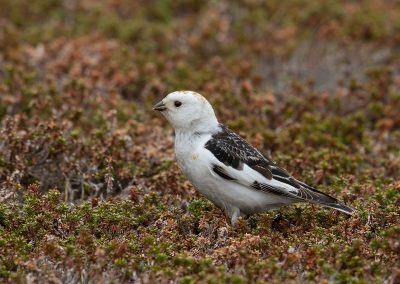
top-left (154, 91), bottom-right (355, 225)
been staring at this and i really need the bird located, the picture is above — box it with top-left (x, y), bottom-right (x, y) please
top-left (153, 91), bottom-right (355, 225)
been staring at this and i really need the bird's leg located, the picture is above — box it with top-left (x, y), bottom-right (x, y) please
top-left (229, 208), bottom-right (241, 226)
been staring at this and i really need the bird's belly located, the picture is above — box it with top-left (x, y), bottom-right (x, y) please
top-left (197, 178), bottom-right (287, 215)
top-left (178, 155), bottom-right (288, 215)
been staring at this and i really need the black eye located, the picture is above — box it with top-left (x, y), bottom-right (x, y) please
top-left (174, 101), bottom-right (182, 107)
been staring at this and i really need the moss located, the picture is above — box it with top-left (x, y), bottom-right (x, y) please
top-left (188, 198), bottom-right (213, 220)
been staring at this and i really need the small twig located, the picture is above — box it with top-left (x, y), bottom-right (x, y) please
top-left (0, 192), bottom-right (14, 202)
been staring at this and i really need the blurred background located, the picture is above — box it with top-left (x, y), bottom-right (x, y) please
top-left (1, 0), bottom-right (399, 192)
top-left (0, 1), bottom-right (399, 282)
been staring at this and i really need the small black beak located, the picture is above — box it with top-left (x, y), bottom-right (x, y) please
top-left (153, 101), bottom-right (167, 111)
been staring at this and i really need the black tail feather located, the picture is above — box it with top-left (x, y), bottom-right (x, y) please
top-left (296, 180), bottom-right (355, 215)
top-left (323, 202), bottom-right (355, 215)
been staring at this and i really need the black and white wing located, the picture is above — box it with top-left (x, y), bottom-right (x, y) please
top-left (205, 124), bottom-right (354, 215)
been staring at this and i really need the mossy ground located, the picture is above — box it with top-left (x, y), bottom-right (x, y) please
top-left (0, 1), bottom-right (399, 283)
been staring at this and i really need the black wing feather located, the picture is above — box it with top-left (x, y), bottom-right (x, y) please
top-left (205, 124), bottom-right (274, 180)
top-left (212, 164), bottom-right (236, 181)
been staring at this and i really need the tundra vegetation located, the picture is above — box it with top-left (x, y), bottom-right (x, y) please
top-left (0, 0), bottom-right (399, 283)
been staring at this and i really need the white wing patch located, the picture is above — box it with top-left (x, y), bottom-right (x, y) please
top-left (203, 147), bottom-right (300, 196)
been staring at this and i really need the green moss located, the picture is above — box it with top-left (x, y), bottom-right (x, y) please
top-left (188, 198), bottom-right (212, 219)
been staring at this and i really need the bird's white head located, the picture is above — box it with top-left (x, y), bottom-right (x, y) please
top-left (153, 91), bottom-right (219, 133)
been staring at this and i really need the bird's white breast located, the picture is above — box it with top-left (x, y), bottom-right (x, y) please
top-left (174, 131), bottom-right (210, 182)
top-left (174, 131), bottom-right (230, 209)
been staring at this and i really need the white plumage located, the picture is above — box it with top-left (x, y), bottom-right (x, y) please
top-left (154, 91), bottom-right (354, 225)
